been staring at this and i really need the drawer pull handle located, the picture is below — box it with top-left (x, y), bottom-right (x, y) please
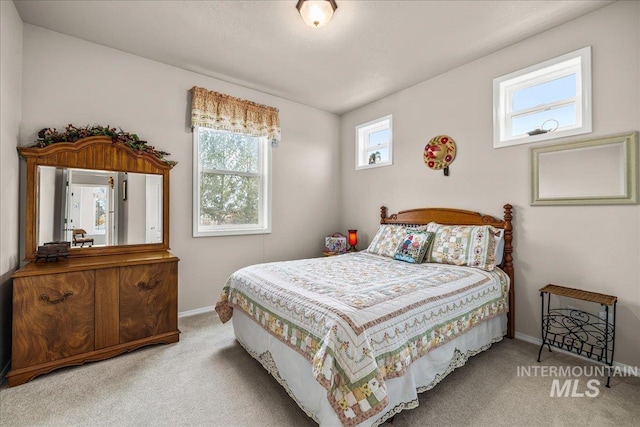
top-left (138, 280), bottom-right (161, 291)
top-left (39, 292), bottom-right (73, 305)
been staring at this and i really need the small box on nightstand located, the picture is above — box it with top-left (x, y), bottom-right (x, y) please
top-left (324, 233), bottom-right (347, 255)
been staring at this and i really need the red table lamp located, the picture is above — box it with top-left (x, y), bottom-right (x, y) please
top-left (348, 230), bottom-right (358, 252)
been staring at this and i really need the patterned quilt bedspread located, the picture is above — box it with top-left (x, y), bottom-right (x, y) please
top-left (215, 252), bottom-right (509, 426)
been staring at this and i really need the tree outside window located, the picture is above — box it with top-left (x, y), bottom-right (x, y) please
top-left (193, 127), bottom-right (271, 237)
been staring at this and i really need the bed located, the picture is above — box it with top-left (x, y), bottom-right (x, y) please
top-left (215, 205), bottom-right (515, 426)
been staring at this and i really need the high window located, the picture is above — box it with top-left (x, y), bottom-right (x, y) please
top-left (493, 46), bottom-right (592, 148)
top-left (356, 115), bottom-right (393, 170)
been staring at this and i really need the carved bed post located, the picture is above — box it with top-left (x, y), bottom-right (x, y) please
top-left (380, 206), bottom-right (388, 223)
top-left (503, 204), bottom-right (515, 339)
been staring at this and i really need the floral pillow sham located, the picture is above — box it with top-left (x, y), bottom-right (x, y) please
top-left (366, 224), bottom-right (428, 258)
top-left (426, 223), bottom-right (500, 271)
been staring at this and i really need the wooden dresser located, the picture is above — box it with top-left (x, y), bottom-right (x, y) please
top-left (8, 251), bottom-right (179, 387)
top-left (10, 135), bottom-right (179, 386)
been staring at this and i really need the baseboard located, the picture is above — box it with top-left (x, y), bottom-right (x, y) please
top-left (178, 305), bottom-right (215, 318)
top-left (515, 331), bottom-right (638, 376)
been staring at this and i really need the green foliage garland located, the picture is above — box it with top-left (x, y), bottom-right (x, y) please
top-left (35, 124), bottom-right (176, 166)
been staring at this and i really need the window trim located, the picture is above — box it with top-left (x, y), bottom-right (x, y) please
top-left (493, 46), bottom-right (592, 148)
top-left (355, 114), bottom-right (393, 170)
top-left (192, 126), bottom-right (272, 237)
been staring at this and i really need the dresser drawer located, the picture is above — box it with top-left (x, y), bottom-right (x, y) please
top-left (12, 271), bottom-right (95, 368)
top-left (119, 261), bottom-right (178, 343)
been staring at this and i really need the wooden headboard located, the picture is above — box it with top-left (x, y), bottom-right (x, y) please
top-left (380, 204), bottom-right (515, 339)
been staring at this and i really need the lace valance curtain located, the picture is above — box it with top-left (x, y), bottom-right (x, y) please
top-left (190, 86), bottom-right (281, 144)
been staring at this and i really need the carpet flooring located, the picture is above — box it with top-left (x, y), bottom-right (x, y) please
top-left (1, 313), bottom-right (638, 427)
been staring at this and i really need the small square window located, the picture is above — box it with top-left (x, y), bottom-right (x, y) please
top-left (493, 46), bottom-right (592, 148)
top-left (356, 115), bottom-right (393, 170)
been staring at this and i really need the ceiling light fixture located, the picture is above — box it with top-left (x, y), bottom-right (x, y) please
top-left (296, 0), bottom-right (338, 28)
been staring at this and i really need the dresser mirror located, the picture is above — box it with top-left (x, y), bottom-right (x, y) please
top-left (19, 136), bottom-right (174, 259)
top-left (37, 166), bottom-right (163, 247)
top-left (531, 132), bottom-right (638, 205)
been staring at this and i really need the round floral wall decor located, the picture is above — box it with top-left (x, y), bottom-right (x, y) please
top-left (423, 135), bottom-right (456, 174)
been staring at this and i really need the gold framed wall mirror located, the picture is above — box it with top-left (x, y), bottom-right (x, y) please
top-left (530, 132), bottom-right (638, 206)
top-left (19, 136), bottom-right (174, 260)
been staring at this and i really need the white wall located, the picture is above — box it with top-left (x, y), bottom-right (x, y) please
top-left (0, 0), bottom-right (23, 376)
top-left (125, 173), bottom-right (146, 244)
top-left (340, 1), bottom-right (640, 366)
top-left (37, 166), bottom-right (56, 242)
top-left (20, 25), bottom-right (342, 314)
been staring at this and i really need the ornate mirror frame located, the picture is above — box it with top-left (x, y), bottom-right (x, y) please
top-left (18, 136), bottom-right (174, 260)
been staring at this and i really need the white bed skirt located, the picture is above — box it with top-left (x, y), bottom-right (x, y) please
top-left (232, 311), bottom-right (507, 427)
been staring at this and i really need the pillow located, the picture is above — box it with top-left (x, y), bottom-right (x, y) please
top-left (366, 224), bottom-right (428, 258)
top-left (427, 223), bottom-right (499, 271)
top-left (394, 231), bottom-right (435, 263)
top-left (427, 223), bottom-right (505, 264)
top-left (366, 224), bottom-right (409, 258)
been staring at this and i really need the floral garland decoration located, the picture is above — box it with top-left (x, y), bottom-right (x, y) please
top-left (34, 124), bottom-right (176, 166)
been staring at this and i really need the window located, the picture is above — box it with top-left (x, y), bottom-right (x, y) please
top-left (356, 114), bottom-right (393, 170)
top-left (93, 187), bottom-right (107, 234)
top-left (193, 127), bottom-right (271, 237)
top-left (493, 46), bottom-right (592, 148)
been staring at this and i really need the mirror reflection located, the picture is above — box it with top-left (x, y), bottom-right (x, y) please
top-left (38, 167), bottom-right (163, 248)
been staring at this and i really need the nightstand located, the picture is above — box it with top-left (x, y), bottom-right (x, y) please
top-left (322, 251), bottom-right (348, 257)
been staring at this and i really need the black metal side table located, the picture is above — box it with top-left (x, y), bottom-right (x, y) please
top-left (537, 284), bottom-right (617, 387)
